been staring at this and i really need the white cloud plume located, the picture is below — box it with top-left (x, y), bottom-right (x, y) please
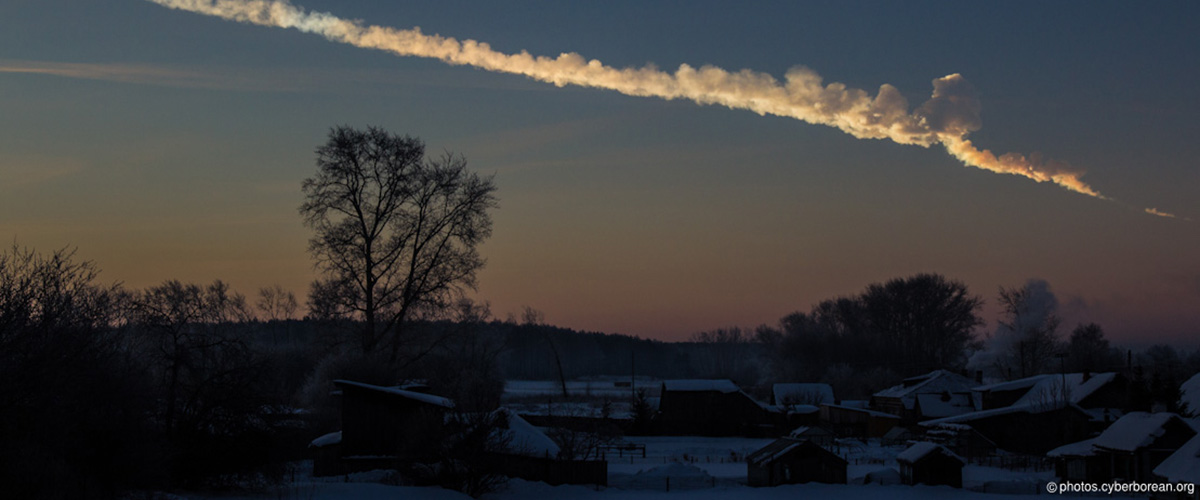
top-left (146, 0), bottom-right (1177, 217)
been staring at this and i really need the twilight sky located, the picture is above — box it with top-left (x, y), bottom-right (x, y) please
top-left (2, 0), bottom-right (1198, 343)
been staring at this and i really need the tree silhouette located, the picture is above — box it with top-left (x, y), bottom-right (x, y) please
top-left (300, 126), bottom-right (498, 363)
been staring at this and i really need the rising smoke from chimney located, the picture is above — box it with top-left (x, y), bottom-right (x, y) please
top-left (146, 0), bottom-right (1178, 218)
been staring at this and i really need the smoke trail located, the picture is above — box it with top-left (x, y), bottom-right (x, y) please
top-left (147, 0), bottom-right (1176, 217)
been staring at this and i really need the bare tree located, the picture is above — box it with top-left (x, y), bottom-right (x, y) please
top-left (523, 306), bottom-right (569, 398)
top-left (129, 280), bottom-right (254, 435)
top-left (996, 280), bottom-right (1063, 379)
top-left (0, 246), bottom-right (152, 497)
top-left (300, 126), bottom-right (498, 363)
top-left (256, 284), bottom-right (298, 322)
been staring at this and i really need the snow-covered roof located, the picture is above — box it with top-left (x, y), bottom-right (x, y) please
top-left (747, 439), bottom-right (803, 467)
top-left (896, 441), bottom-right (964, 464)
top-left (1154, 433), bottom-right (1200, 483)
top-left (661, 379), bottom-right (740, 393)
top-left (1179, 373), bottom-right (1200, 415)
top-left (1092, 412), bottom-right (1189, 452)
top-left (822, 403), bottom-right (901, 419)
top-left (916, 392), bottom-right (975, 418)
top-left (790, 404), bottom-right (820, 415)
top-left (773, 383), bottom-right (835, 406)
top-left (1014, 373), bottom-right (1117, 407)
top-left (788, 425), bottom-right (832, 438)
top-left (1047, 437), bottom-right (1099, 458)
top-left (873, 370), bottom-right (976, 408)
top-left (494, 408), bottom-right (560, 458)
top-left (333, 379), bottom-right (455, 409)
top-left (974, 375), bottom-right (1050, 393)
top-left (747, 438), bottom-right (843, 467)
top-left (1048, 412), bottom-right (1194, 458)
top-left (919, 400), bottom-right (1080, 427)
top-left (309, 430), bottom-right (342, 448)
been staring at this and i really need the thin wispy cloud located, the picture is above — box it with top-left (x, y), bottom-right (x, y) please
top-left (0, 59), bottom-right (276, 90)
top-left (144, 0), bottom-right (1178, 218)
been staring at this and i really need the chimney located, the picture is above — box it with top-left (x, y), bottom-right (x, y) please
top-left (1083, 371), bottom-right (1091, 383)
top-left (975, 370), bottom-right (983, 384)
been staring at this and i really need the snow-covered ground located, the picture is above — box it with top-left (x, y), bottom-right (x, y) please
top-left (179, 479), bottom-right (1058, 500)
top-left (503, 380), bottom-right (659, 400)
top-left (179, 436), bottom-right (1056, 499)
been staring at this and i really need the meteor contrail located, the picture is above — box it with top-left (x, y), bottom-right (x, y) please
top-left (147, 0), bottom-right (1177, 218)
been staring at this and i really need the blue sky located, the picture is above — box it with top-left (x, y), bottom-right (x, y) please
top-left (2, 0), bottom-right (1198, 342)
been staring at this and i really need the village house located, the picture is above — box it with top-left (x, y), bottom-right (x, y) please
top-left (922, 422), bottom-right (998, 461)
top-left (772, 383), bottom-right (835, 407)
top-left (920, 401), bottom-right (1092, 455)
top-left (973, 372), bottom-right (1127, 417)
top-left (882, 426), bottom-right (918, 447)
top-left (897, 441), bottom-right (965, 488)
top-left (1049, 412), bottom-right (1196, 484)
top-left (870, 370), bottom-right (978, 424)
top-left (310, 379), bottom-right (455, 476)
top-left (787, 425), bottom-right (836, 447)
top-left (820, 402), bottom-right (900, 438)
top-left (746, 438), bottom-right (847, 486)
top-left (773, 383), bottom-right (834, 427)
top-left (1154, 433), bottom-right (1200, 495)
top-left (656, 379), bottom-right (773, 436)
top-left (484, 408), bottom-right (608, 486)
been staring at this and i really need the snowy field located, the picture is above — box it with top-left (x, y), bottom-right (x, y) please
top-left (184, 436), bottom-right (1057, 499)
top-left (188, 478), bottom-right (1056, 500)
top-left (503, 380), bottom-right (658, 400)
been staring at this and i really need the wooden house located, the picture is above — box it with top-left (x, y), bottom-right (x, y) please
top-left (484, 408), bottom-right (607, 486)
top-left (747, 438), bottom-right (847, 486)
top-left (897, 442), bottom-right (964, 488)
top-left (820, 403), bottom-right (900, 438)
top-left (1049, 412), bottom-right (1196, 483)
top-left (923, 423), bottom-right (998, 461)
top-left (774, 383), bottom-right (834, 428)
top-left (882, 426), bottom-right (918, 447)
top-left (311, 379), bottom-right (455, 476)
top-left (657, 379), bottom-right (771, 436)
top-left (870, 370), bottom-right (977, 424)
top-left (974, 372), bottom-right (1126, 412)
top-left (787, 425), bottom-right (835, 447)
top-left (920, 402), bottom-right (1092, 455)
top-left (1154, 433), bottom-right (1200, 496)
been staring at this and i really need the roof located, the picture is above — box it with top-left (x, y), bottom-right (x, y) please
top-left (822, 403), bottom-right (901, 419)
top-left (662, 379), bottom-right (740, 393)
top-left (333, 379), bottom-right (455, 409)
top-left (974, 375), bottom-right (1050, 393)
top-left (789, 425), bottom-right (833, 438)
top-left (494, 408), bottom-right (560, 458)
top-left (746, 438), bottom-right (845, 467)
top-left (747, 438), bottom-right (804, 467)
top-left (897, 441), bottom-right (964, 464)
top-left (1092, 412), bottom-right (1190, 452)
top-left (1047, 412), bottom-right (1194, 457)
top-left (919, 400), bottom-right (1083, 427)
top-left (790, 404), bottom-right (820, 415)
top-left (773, 383), bottom-right (835, 406)
top-left (873, 370), bottom-right (976, 409)
top-left (309, 430), bottom-right (342, 448)
top-left (1179, 373), bottom-right (1200, 415)
top-left (1013, 373), bottom-right (1118, 407)
top-left (1154, 433), bottom-right (1200, 483)
top-left (1047, 437), bottom-right (1099, 458)
top-left (916, 392), bottom-right (975, 418)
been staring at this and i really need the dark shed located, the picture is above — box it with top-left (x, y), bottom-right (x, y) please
top-left (897, 441), bottom-right (965, 488)
top-left (747, 438), bottom-right (847, 487)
